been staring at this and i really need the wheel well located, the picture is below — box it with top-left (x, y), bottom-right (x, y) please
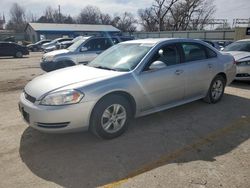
top-left (94, 91), bottom-right (136, 117)
top-left (62, 60), bottom-right (75, 65)
top-left (217, 72), bottom-right (227, 84)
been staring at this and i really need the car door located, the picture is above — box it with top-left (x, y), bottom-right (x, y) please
top-left (1, 43), bottom-right (12, 56)
top-left (178, 42), bottom-right (217, 99)
top-left (137, 44), bottom-right (185, 111)
top-left (0, 43), bottom-right (3, 56)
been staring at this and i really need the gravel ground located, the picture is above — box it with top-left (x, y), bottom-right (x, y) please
top-left (0, 53), bottom-right (249, 188)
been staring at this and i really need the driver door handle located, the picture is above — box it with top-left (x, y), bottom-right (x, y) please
top-left (175, 70), bottom-right (184, 75)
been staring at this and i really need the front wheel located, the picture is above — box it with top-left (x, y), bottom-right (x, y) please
top-left (90, 95), bottom-right (132, 139)
top-left (204, 75), bottom-right (226, 104)
top-left (15, 51), bottom-right (23, 58)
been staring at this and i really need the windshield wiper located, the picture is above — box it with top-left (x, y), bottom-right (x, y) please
top-left (92, 66), bottom-right (118, 71)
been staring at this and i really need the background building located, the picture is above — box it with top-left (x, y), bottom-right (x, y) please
top-left (25, 23), bottom-right (121, 42)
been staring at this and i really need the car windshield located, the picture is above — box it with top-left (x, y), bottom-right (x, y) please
top-left (223, 41), bottom-right (250, 52)
top-left (88, 43), bottom-right (153, 72)
top-left (67, 38), bottom-right (88, 52)
top-left (72, 36), bottom-right (85, 43)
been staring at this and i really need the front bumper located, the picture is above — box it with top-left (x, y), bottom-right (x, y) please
top-left (19, 92), bottom-right (96, 133)
top-left (235, 65), bottom-right (250, 81)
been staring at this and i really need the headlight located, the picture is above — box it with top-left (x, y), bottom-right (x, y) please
top-left (40, 90), bottom-right (84, 106)
top-left (44, 56), bottom-right (54, 62)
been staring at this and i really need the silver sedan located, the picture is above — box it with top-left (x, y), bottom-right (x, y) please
top-left (223, 39), bottom-right (250, 81)
top-left (19, 38), bottom-right (236, 139)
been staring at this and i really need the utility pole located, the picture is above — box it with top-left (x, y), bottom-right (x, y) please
top-left (58, 5), bottom-right (61, 23)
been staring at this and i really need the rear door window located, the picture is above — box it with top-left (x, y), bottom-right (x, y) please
top-left (85, 38), bottom-right (113, 51)
top-left (181, 43), bottom-right (207, 62)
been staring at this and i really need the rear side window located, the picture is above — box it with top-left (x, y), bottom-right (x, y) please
top-left (206, 47), bottom-right (217, 58)
top-left (85, 38), bottom-right (112, 51)
top-left (181, 43), bottom-right (207, 62)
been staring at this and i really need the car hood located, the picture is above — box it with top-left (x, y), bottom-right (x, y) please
top-left (24, 65), bottom-right (125, 99)
top-left (41, 43), bottom-right (51, 48)
top-left (225, 51), bottom-right (250, 62)
top-left (43, 49), bottom-right (69, 57)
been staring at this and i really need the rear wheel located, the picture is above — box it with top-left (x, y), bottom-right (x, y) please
top-left (204, 75), bottom-right (226, 104)
top-left (90, 95), bottom-right (132, 139)
top-left (15, 51), bottom-right (23, 58)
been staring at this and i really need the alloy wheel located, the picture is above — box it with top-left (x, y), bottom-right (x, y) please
top-left (101, 104), bottom-right (127, 134)
top-left (211, 80), bottom-right (223, 100)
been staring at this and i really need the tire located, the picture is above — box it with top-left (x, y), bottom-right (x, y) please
top-left (203, 75), bottom-right (226, 104)
top-left (90, 95), bottom-right (132, 139)
top-left (15, 51), bottom-right (23, 58)
top-left (33, 47), bottom-right (38, 52)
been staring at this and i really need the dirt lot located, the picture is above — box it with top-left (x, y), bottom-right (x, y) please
top-left (0, 53), bottom-right (250, 188)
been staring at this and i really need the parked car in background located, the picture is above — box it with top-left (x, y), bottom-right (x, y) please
top-left (215, 40), bottom-right (233, 49)
top-left (27, 39), bottom-right (51, 52)
top-left (223, 39), bottom-right (250, 81)
top-left (118, 36), bottom-right (135, 41)
top-left (20, 38), bottom-right (236, 139)
top-left (0, 42), bottom-right (29, 58)
top-left (41, 38), bottom-right (73, 52)
top-left (57, 36), bottom-right (135, 50)
top-left (40, 36), bottom-right (134, 72)
top-left (57, 36), bottom-right (85, 50)
top-left (202, 40), bottom-right (222, 50)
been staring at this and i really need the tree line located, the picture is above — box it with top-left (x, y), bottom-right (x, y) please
top-left (6, 0), bottom-right (215, 33)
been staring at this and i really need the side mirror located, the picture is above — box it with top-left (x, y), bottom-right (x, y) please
top-left (149, 61), bottom-right (167, 70)
top-left (158, 49), bottom-right (164, 56)
top-left (80, 47), bottom-right (88, 52)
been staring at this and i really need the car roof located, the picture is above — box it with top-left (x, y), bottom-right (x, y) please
top-left (237, 39), bottom-right (250, 42)
top-left (123, 38), bottom-right (207, 45)
top-left (0, 41), bottom-right (16, 44)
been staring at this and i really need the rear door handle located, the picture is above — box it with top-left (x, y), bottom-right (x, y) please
top-left (175, 70), bottom-right (184, 75)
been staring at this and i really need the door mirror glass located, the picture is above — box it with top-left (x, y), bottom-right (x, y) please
top-left (149, 61), bottom-right (167, 70)
top-left (80, 47), bottom-right (88, 52)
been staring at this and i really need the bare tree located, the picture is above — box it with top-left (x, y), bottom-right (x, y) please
top-left (26, 11), bottom-right (38, 23)
top-left (100, 13), bottom-right (112, 25)
top-left (152, 0), bottom-right (179, 31)
top-left (138, 0), bottom-right (215, 31)
top-left (138, 8), bottom-right (158, 31)
top-left (77, 6), bottom-right (101, 24)
top-left (169, 0), bottom-right (216, 30)
top-left (6, 3), bottom-right (26, 32)
top-left (37, 6), bottom-right (75, 24)
top-left (112, 12), bottom-right (137, 32)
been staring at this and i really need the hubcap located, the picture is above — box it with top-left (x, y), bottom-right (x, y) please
top-left (211, 80), bottom-right (223, 100)
top-left (16, 52), bottom-right (22, 57)
top-left (101, 104), bottom-right (127, 133)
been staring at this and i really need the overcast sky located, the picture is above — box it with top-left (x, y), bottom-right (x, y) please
top-left (0, 0), bottom-right (250, 23)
